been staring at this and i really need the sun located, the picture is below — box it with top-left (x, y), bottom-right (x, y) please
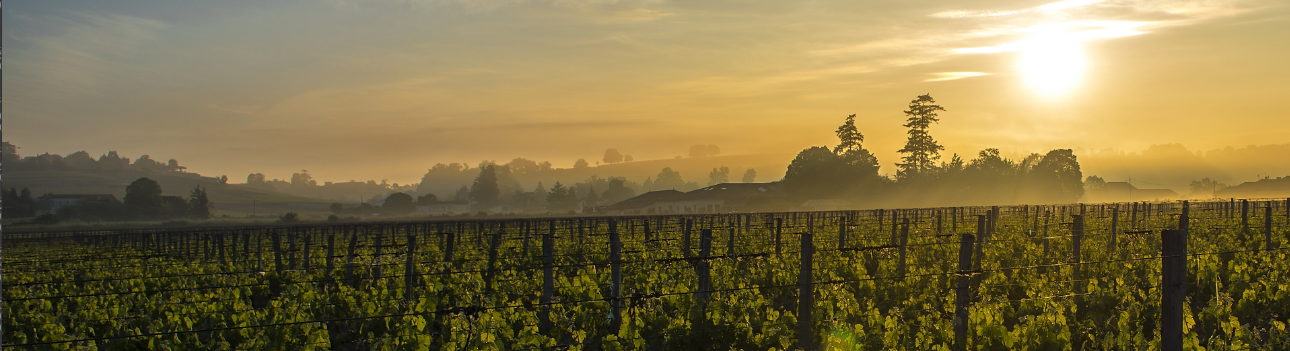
top-left (1018, 28), bottom-right (1087, 96)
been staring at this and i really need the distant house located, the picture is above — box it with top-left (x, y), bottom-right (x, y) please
top-left (1087, 182), bottom-right (1180, 202)
top-left (416, 201), bottom-right (471, 215)
top-left (1216, 177), bottom-right (1290, 199)
top-left (35, 194), bottom-right (120, 215)
top-left (605, 183), bottom-right (782, 215)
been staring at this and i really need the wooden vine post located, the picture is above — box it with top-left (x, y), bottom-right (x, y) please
top-left (797, 228), bottom-right (815, 350)
top-left (540, 221), bottom-right (555, 335)
top-left (609, 220), bottom-right (624, 334)
top-left (954, 232), bottom-right (976, 351)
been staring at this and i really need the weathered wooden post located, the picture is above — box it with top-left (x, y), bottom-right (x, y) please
top-left (1072, 213), bottom-right (1084, 293)
top-left (973, 215), bottom-right (986, 270)
top-left (775, 218), bottom-right (783, 256)
top-left (540, 221), bottom-right (555, 335)
top-left (890, 210), bottom-right (899, 246)
top-left (1266, 204), bottom-right (1275, 250)
top-left (878, 209), bottom-right (885, 233)
top-left (1242, 199), bottom-right (1250, 231)
top-left (683, 218), bottom-right (694, 258)
top-left (373, 226), bottom-right (384, 280)
top-left (1131, 202), bottom-right (1139, 229)
top-left (1110, 207), bottom-right (1119, 249)
top-left (303, 233), bottom-right (312, 272)
top-left (288, 230), bottom-right (298, 270)
top-left (404, 234), bottom-right (417, 301)
top-left (936, 209), bottom-right (943, 236)
top-left (609, 220), bottom-right (623, 334)
top-left (697, 228), bottom-right (713, 300)
top-left (1161, 228), bottom-right (1187, 351)
top-left (325, 230), bottom-right (336, 287)
top-left (273, 230), bottom-right (284, 273)
top-left (954, 233), bottom-right (975, 351)
top-left (797, 228), bottom-right (815, 350)
top-left (345, 229), bottom-right (358, 287)
top-left (898, 218), bottom-right (910, 277)
top-left (728, 219), bottom-right (737, 255)
top-left (484, 223), bottom-right (503, 293)
top-left (838, 216), bottom-right (848, 250)
top-left (217, 232), bottom-right (226, 264)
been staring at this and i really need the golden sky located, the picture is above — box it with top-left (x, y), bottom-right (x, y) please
top-left (6, 0), bottom-right (1289, 184)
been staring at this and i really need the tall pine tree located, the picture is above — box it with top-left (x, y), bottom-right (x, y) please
top-left (896, 94), bottom-right (946, 181)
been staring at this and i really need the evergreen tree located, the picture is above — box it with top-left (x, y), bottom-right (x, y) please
top-left (896, 94), bottom-right (946, 181)
top-left (708, 166), bottom-right (730, 185)
top-left (188, 185), bottom-right (211, 219)
top-left (470, 165), bottom-right (501, 211)
top-left (583, 185), bottom-right (600, 209)
top-left (835, 114), bottom-right (864, 155)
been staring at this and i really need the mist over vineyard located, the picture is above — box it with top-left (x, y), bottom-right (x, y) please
top-left (6, 0), bottom-right (1290, 349)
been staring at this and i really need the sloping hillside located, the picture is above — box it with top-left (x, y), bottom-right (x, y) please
top-left (4, 170), bottom-right (328, 204)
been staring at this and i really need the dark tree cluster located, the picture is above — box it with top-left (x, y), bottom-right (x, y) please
top-left (3, 142), bottom-right (187, 173)
top-left (783, 94), bottom-right (1085, 207)
top-left (50, 178), bottom-right (213, 222)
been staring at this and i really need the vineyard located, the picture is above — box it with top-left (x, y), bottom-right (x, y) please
top-left (4, 199), bottom-right (1290, 350)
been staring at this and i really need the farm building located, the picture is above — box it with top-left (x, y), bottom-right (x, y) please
top-left (1086, 182), bottom-right (1180, 202)
top-left (416, 200), bottom-right (471, 215)
top-left (34, 194), bottom-right (120, 215)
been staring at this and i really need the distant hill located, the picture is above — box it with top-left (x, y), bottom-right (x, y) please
top-left (4, 170), bottom-right (329, 205)
top-left (415, 153), bottom-right (796, 199)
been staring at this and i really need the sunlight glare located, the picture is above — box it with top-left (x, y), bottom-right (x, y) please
top-left (1018, 28), bottom-right (1087, 96)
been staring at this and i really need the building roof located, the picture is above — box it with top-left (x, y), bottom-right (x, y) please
top-left (605, 190), bottom-right (684, 210)
top-left (606, 183), bottom-right (782, 210)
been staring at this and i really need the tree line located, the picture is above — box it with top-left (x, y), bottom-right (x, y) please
top-left (3, 142), bottom-right (194, 175)
top-left (783, 94), bottom-right (1086, 207)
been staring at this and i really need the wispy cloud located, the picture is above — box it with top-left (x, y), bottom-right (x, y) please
top-left (925, 72), bottom-right (989, 82)
top-left (11, 13), bottom-right (166, 100)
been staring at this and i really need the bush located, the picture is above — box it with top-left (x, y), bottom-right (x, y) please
top-left (327, 214), bottom-right (341, 222)
top-left (32, 214), bottom-right (60, 225)
top-left (278, 212), bottom-right (300, 223)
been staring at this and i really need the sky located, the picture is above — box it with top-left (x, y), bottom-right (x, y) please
top-left (5, 0), bottom-right (1290, 185)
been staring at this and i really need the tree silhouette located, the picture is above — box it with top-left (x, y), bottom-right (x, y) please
top-left (603, 149), bottom-right (624, 164)
top-left (601, 177), bottom-right (636, 204)
top-left (383, 192), bottom-right (416, 214)
top-left (1030, 149), bottom-right (1084, 202)
top-left (742, 169), bottom-right (757, 183)
top-left (708, 166), bottom-right (730, 185)
top-left (574, 159), bottom-right (590, 168)
top-left (188, 185), bottom-right (211, 219)
top-left (125, 177), bottom-right (164, 208)
top-left (470, 165), bottom-right (501, 211)
top-left (835, 114), bottom-right (864, 155)
top-left (896, 94), bottom-right (946, 181)
top-left (653, 167), bottom-right (685, 190)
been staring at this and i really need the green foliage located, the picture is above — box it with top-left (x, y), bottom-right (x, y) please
top-left (471, 165), bottom-right (502, 211)
top-left (382, 192), bottom-right (416, 215)
top-left (897, 94), bottom-right (946, 181)
top-left (124, 177), bottom-right (164, 208)
top-left (5, 202), bottom-right (1288, 350)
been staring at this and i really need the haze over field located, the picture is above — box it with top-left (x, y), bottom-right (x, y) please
top-left (5, 0), bottom-right (1290, 186)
